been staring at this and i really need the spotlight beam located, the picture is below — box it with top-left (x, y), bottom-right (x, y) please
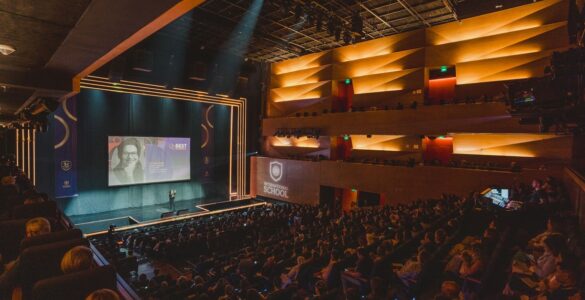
top-left (195, 7), bottom-right (310, 55)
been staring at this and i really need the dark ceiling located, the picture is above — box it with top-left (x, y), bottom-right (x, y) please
top-left (0, 0), bottom-right (542, 119)
top-left (0, 0), bottom-right (192, 119)
top-left (150, 0), bottom-right (542, 63)
top-left (0, 0), bottom-right (91, 115)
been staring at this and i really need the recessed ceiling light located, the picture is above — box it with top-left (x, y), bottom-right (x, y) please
top-left (0, 44), bottom-right (15, 56)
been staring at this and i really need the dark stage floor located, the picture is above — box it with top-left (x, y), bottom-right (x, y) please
top-left (70, 197), bottom-right (225, 234)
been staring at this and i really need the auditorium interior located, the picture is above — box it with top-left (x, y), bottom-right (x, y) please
top-left (2, 0), bottom-right (585, 299)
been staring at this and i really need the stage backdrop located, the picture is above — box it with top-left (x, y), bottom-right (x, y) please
top-left (38, 89), bottom-right (230, 216)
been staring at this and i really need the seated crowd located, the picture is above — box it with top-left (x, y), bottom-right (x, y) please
top-left (283, 155), bottom-right (525, 173)
top-left (2, 149), bottom-right (583, 300)
top-left (92, 195), bottom-right (471, 299)
top-left (88, 175), bottom-right (584, 300)
top-left (0, 155), bottom-right (120, 300)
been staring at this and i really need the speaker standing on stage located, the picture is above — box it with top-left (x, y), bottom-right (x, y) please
top-left (169, 189), bottom-right (176, 211)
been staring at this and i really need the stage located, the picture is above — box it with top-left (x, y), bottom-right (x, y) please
top-left (70, 197), bottom-right (262, 234)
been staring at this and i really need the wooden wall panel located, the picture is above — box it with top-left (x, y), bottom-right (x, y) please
top-left (252, 156), bottom-right (560, 206)
top-left (333, 48), bottom-right (425, 79)
top-left (452, 133), bottom-right (573, 159)
top-left (266, 0), bottom-right (568, 118)
top-left (271, 65), bottom-right (332, 89)
top-left (426, 22), bottom-right (567, 67)
top-left (425, 0), bottom-right (568, 46)
top-left (332, 29), bottom-right (426, 62)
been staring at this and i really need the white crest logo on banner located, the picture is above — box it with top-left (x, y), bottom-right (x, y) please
top-left (269, 161), bottom-right (283, 182)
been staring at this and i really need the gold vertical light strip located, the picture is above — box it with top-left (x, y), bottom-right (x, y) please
top-left (229, 106), bottom-right (234, 199)
top-left (33, 129), bottom-right (36, 186)
top-left (240, 103), bottom-right (245, 198)
top-left (236, 105), bottom-right (242, 198)
top-left (238, 103), bottom-right (243, 198)
top-left (21, 129), bottom-right (25, 173)
top-left (27, 129), bottom-right (31, 178)
top-left (243, 99), bottom-right (247, 197)
top-left (15, 129), bottom-right (19, 168)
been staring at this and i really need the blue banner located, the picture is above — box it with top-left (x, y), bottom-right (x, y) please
top-left (54, 97), bottom-right (78, 198)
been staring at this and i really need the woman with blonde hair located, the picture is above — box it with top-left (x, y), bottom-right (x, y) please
top-left (85, 288), bottom-right (120, 300)
top-left (61, 246), bottom-right (93, 274)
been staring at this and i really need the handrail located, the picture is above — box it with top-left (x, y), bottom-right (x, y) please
top-left (90, 243), bottom-right (141, 300)
top-left (565, 167), bottom-right (585, 189)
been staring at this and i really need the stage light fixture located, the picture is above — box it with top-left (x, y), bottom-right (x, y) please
top-left (316, 12), bottom-right (323, 31)
top-left (295, 3), bottom-right (303, 21)
top-left (343, 30), bottom-right (352, 44)
top-left (351, 12), bottom-right (363, 34)
top-left (327, 15), bottom-right (336, 35)
top-left (282, 0), bottom-right (291, 14)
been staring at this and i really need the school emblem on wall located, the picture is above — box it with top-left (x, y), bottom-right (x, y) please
top-left (269, 161), bottom-right (283, 182)
top-left (61, 160), bottom-right (72, 171)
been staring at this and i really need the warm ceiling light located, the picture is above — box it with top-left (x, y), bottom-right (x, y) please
top-left (0, 44), bottom-right (15, 56)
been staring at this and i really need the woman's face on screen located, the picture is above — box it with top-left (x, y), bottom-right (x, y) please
top-left (121, 144), bottom-right (139, 168)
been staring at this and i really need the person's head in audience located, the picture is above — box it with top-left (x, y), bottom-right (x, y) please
top-left (25, 217), bottom-right (51, 237)
top-left (223, 284), bottom-right (235, 298)
top-left (23, 191), bottom-right (44, 205)
top-left (245, 289), bottom-right (264, 300)
top-left (1, 175), bottom-right (15, 186)
top-left (357, 248), bottom-right (368, 261)
top-left (543, 234), bottom-right (565, 257)
top-left (417, 249), bottom-right (430, 266)
top-left (435, 281), bottom-right (460, 300)
top-left (368, 277), bottom-right (385, 298)
top-left (314, 280), bottom-right (327, 296)
top-left (296, 255), bottom-right (305, 266)
top-left (422, 231), bottom-right (434, 244)
top-left (330, 249), bottom-right (340, 262)
top-left (435, 229), bottom-right (447, 245)
top-left (532, 179), bottom-right (543, 190)
top-left (547, 216), bottom-right (563, 233)
top-left (85, 289), bottom-right (120, 300)
top-left (61, 245), bottom-right (93, 274)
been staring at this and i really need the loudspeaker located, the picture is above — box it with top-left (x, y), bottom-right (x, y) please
top-left (130, 49), bottom-right (154, 72)
top-left (189, 62), bottom-right (207, 81)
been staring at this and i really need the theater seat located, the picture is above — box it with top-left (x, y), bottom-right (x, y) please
top-left (0, 218), bottom-right (59, 262)
top-left (12, 201), bottom-right (57, 219)
top-left (20, 229), bottom-right (83, 253)
top-left (19, 238), bottom-right (90, 299)
top-left (31, 265), bottom-right (117, 300)
top-left (0, 218), bottom-right (27, 261)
